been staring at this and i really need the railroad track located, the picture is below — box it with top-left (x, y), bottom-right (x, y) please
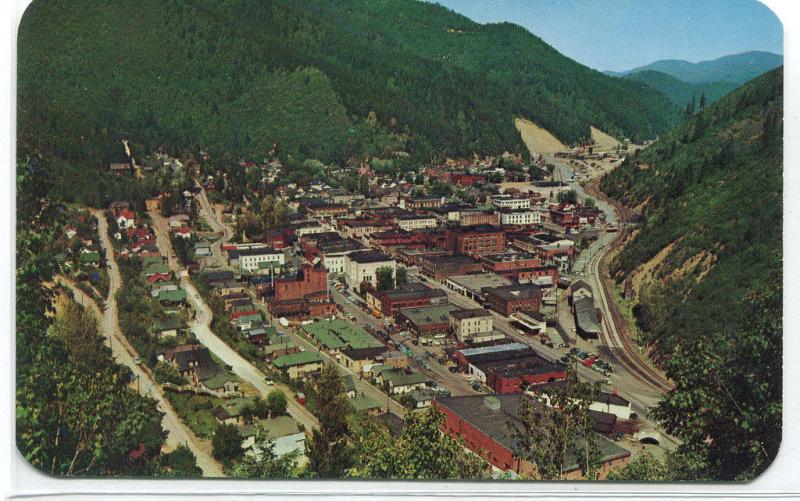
top-left (584, 183), bottom-right (673, 394)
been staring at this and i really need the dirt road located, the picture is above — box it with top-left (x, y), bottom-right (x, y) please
top-left (146, 201), bottom-right (320, 432)
top-left (79, 210), bottom-right (225, 477)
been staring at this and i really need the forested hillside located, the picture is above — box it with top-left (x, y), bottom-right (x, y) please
top-left (622, 70), bottom-right (738, 108)
top-left (18, 0), bottom-right (678, 193)
top-left (601, 67), bottom-right (782, 480)
top-left (601, 67), bottom-right (781, 356)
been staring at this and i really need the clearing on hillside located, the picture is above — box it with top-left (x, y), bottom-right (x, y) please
top-left (515, 118), bottom-right (567, 155)
top-left (590, 126), bottom-right (622, 151)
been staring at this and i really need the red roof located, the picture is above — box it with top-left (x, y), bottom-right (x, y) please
top-left (176, 226), bottom-right (192, 234)
top-left (119, 208), bottom-right (135, 220)
top-left (231, 310), bottom-right (258, 320)
top-left (147, 272), bottom-right (171, 284)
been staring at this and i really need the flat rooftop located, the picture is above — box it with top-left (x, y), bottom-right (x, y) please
top-left (447, 273), bottom-right (512, 293)
top-left (398, 304), bottom-right (460, 326)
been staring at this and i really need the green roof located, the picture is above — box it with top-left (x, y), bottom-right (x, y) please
top-left (264, 326), bottom-right (279, 337)
top-left (236, 314), bottom-right (263, 325)
top-left (240, 415), bottom-right (301, 439)
top-left (258, 261), bottom-right (282, 269)
top-left (351, 394), bottom-right (381, 412)
top-left (141, 256), bottom-right (164, 267)
top-left (201, 369), bottom-right (237, 390)
top-left (272, 351), bottom-right (323, 368)
top-left (152, 315), bottom-right (184, 332)
top-left (302, 319), bottom-right (382, 350)
top-left (79, 251), bottom-right (101, 263)
top-left (158, 289), bottom-right (187, 302)
top-left (343, 375), bottom-right (356, 393)
top-left (382, 368), bottom-right (427, 387)
top-left (145, 263), bottom-right (170, 275)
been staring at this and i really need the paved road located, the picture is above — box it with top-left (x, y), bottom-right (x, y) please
top-left (146, 201), bottom-right (320, 432)
top-left (87, 210), bottom-right (225, 477)
top-left (194, 182), bottom-right (234, 269)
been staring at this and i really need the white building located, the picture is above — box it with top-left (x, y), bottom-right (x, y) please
top-left (491, 195), bottom-right (531, 210)
top-left (345, 250), bottom-right (396, 289)
top-left (232, 247), bottom-right (285, 272)
top-left (449, 308), bottom-right (495, 344)
top-left (499, 209), bottom-right (540, 226)
top-left (396, 215), bottom-right (438, 231)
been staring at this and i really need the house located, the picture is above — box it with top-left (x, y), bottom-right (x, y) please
top-left (340, 346), bottom-right (387, 374)
top-left (351, 393), bottom-right (383, 415)
top-left (194, 242), bottom-right (213, 257)
top-left (158, 288), bottom-right (188, 307)
top-left (174, 226), bottom-right (193, 239)
top-left (241, 416), bottom-right (306, 458)
top-left (79, 250), bottom-right (101, 267)
top-left (110, 162), bottom-right (132, 175)
top-left (374, 366), bottom-right (427, 394)
top-left (116, 208), bottom-right (136, 229)
top-left (434, 394), bottom-right (631, 479)
top-left (272, 351), bottom-right (324, 379)
top-left (212, 397), bottom-right (255, 426)
top-left (449, 308), bottom-right (498, 345)
top-left (151, 315), bottom-right (184, 340)
top-left (405, 388), bottom-right (439, 409)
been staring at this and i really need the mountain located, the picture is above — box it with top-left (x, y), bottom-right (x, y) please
top-left (17, 0), bottom-right (679, 198)
top-left (622, 70), bottom-right (738, 107)
top-left (600, 67), bottom-right (782, 358)
top-left (610, 51), bottom-right (782, 85)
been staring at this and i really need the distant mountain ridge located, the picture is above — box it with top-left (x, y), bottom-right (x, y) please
top-left (608, 51), bottom-right (782, 85)
top-left (621, 70), bottom-right (738, 108)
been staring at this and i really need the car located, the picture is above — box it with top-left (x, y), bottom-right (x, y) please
top-left (132, 357), bottom-right (141, 365)
top-left (559, 356), bottom-right (570, 364)
top-left (264, 378), bottom-right (275, 386)
top-left (591, 363), bottom-right (604, 372)
top-left (601, 378), bottom-right (612, 386)
top-left (471, 382), bottom-right (482, 391)
top-left (448, 366), bottom-right (459, 373)
top-left (425, 380), bottom-right (438, 387)
top-left (569, 347), bottom-right (579, 354)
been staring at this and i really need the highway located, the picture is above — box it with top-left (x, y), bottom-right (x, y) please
top-left (87, 209), bottom-right (225, 477)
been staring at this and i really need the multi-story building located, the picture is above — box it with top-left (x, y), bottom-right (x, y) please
top-left (344, 250), bottom-right (396, 290)
top-left (420, 254), bottom-right (483, 281)
top-left (274, 264), bottom-right (328, 302)
top-left (399, 195), bottom-right (445, 210)
top-left (445, 225), bottom-right (506, 258)
top-left (229, 247), bottom-right (285, 272)
top-left (499, 209), bottom-right (540, 226)
top-left (491, 195), bottom-right (531, 210)
top-left (459, 210), bottom-right (500, 227)
top-left (449, 308), bottom-right (498, 344)
top-left (482, 284), bottom-right (543, 316)
top-left (396, 215), bottom-right (438, 231)
top-left (366, 282), bottom-right (449, 317)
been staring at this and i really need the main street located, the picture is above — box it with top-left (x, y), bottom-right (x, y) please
top-left (89, 210), bottom-right (225, 477)
top-left (146, 201), bottom-right (320, 432)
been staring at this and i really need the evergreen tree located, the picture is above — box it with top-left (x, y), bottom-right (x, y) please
top-left (305, 365), bottom-right (354, 477)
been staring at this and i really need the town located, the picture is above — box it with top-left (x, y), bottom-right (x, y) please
top-left (46, 138), bottom-right (680, 479)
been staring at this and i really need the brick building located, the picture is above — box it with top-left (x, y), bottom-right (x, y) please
top-left (420, 254), bottom-right (483, 281)
top-left (434, 394), bottom-right (631, 478)
top-left (482, 284), bottom-right (543, 316)
top-left (445, 225), bottom-right (506, 258)
top-left (366, 282), bottom-right (448, 317)
top-left (274, 265), bottom-right (328, 302)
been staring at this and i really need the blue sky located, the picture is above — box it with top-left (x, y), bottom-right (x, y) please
top-left (431, 0), bottom-right (783, 72)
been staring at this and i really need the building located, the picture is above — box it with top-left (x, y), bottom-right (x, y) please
top-left (434, 394), bottom-right (631, 478)
top-left (510, 310), bottom-right (547, 335)
top-left (115, 208), bottom-right (136, 229)
top-left (240, 415), bottom-right (305, 458)
top-left (399, 195), bottom-right (445, 210)
top-left (459, 210), bottom-right (501, 227)
top-left (396, 304), bottom-right (460, 337)
top-left (274, 265), bottom-right (328, 302)
top-left (480, 253), bottom-right (541, 275)
top-left (445, 273), bottom-right (511, 302)
top-left (366, 282), bottom-right (449, 317)
top-left (374, 366), bottom-right (428, 394)
top-left (396, 215), bottom-right (438, 231)
top-left (482, 284), bottom-right (543, 316)
top-left (491, 195), bottom-right (531, 210)
top-left (313, 237), bottom-right (365, 274)
top-left (344, 250), bottom-right (396, 290)
top-left (573, 296), bottom-right (601, 339)
top-left (272, 351), bottom-right (324, 379)
top-left (420, 254), bottom-right (483, 281)
top-left (454, 343), bottom-right (566, 393)
top-left (449, 308), bottom-right (498, 344)
top-left (499, 209), bottom-right (540, 226)
top-left (340, 346), bottom-right (388, 374)
top-left (445, 225), bottom-right (506, 258)
top-left (229, 247), bottom-right (285, 273)
top-left (590, 392), bottom-right (632, 420)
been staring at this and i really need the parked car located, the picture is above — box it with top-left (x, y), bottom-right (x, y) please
top-left (448, 366), bottom-right (460, 373)
top-left (559, 356), bottom-right (570, 364)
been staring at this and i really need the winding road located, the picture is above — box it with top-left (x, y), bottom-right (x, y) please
top-left (146, 200), bottom-right (320, 432)
top-left (86, 209), bottom-right (225, 477)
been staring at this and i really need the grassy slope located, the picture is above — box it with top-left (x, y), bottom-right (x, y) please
top-left (600, 67), bottom-right (782, 357)
top-left (622, 70), bottom-right (738, 108)
top-left (18, 0), bottom-right (679, 171)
